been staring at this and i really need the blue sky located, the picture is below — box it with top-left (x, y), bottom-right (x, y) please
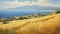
top-left (50, 0), bottom-right (60, 4)
top-left (0, 0), bottom-right (60, 9)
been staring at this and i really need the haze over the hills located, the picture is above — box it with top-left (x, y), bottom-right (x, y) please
top-left (0, 0), bottom-right (60, 9)
top-left (0, 6), bottom-right (60, 11)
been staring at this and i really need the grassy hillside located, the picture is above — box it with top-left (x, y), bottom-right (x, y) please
top-left (0, 13), bottom-right (60, 34)
top-left (16, 14), bottom-right (60, 34)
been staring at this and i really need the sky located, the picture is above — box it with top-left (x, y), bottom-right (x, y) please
top-left (0, 0), bottom-right (60, 9)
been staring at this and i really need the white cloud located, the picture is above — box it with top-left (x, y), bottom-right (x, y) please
top-left (0, 1), bottom-right (34, 9)
top-left (51, 4), bottom-right (60, 7)
top-left (0, 0), bottom-right (60, 9)
top-left (0, 1), bottom-right (33, 9)
top-left (37, 0), bottom-right (52, 6)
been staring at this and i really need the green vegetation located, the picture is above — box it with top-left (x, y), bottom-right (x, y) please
top-left (0, 10), bottom-right (60, 24)
top-left (0, 30), bottom-right (17, 34)
top-left (0, 15), bottom-right (32, 24)
top-left (3, 21), bottom-right (9, 24)
top-left (0, 18), bottom-right (9, 24)
top-left (56, 10), bottom-right (60, 14)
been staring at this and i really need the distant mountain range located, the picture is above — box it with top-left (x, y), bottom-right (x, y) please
top-left (0, 5), bottom-right (60, 18)
top-left (0, 6), bottom-right (60, 11)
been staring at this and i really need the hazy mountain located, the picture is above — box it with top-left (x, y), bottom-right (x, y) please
top-left (0, 6), bottom-right (60, 11)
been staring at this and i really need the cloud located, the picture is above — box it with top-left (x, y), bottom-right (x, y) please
top-left (0, 0), bottom-right (60, 9)
top-left (0, 0), bottom-right (35, 9)
top-left (37, 0), bottom-right (52, 6)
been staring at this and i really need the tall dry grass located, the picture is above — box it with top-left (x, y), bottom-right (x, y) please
top-left (17, 14), bottom-right (60, 34)
top-left (0, 14), bottom-right (60, 34)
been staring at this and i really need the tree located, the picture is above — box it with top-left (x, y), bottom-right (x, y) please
top-left (56, 10), bottom-right (60, 14)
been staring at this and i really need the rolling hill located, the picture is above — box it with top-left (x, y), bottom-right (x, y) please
top-left (0, 14), bottom-right (60, 34)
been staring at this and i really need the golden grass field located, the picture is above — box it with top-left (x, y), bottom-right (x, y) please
top-left (0, 14), bottom-right (60, 34)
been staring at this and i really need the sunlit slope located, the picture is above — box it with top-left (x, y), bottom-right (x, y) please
top-left (16, 14), bottom-right (60, 34)
top-left (0, 14), bottom-right (60, 34)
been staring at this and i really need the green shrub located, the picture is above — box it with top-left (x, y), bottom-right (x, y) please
top-left (56, 10), bottom-right (60, 14)
top-left (18, 16), bottom-right (24, 20)
top-left (19, 16), bottom-right (31, 20)
top-left (3, 21), bottom-right (9, 24)
top-left (23, 16), bottom-right (30, 19)
top-left (5, 18), bottom-right (13, 21)
top-left (0, 18), bottom-right (12, 22)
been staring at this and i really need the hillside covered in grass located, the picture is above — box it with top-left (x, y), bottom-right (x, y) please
top-left (0, 11), bottom-right (60, 34)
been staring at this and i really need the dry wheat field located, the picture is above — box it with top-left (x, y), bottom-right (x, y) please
top-left (0, 14), bottom-right (60, 34)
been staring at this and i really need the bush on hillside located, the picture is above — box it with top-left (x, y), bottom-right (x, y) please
top-left (3, 18), bottom-right (13, 21)
top-left (56, 10), bottom-right (60, 14)
top-left (0, 18), bottom-right (12, 22)
top-left (3, 21), bottom-right (9, 24)
top-left (23, 16), bottom-right (30, 19)
top-left (0, 18), bottom-right (10, 24)
top-left (19, 16), bottom-right (29, 20)
top-left (18, 16), bottom-right (24, 20)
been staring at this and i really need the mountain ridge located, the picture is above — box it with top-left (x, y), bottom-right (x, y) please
top-left (1, 6), bottom-right (60, 11)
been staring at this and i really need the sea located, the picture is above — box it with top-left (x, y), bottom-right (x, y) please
top-left (0, 10), bottom-right (53, 18)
